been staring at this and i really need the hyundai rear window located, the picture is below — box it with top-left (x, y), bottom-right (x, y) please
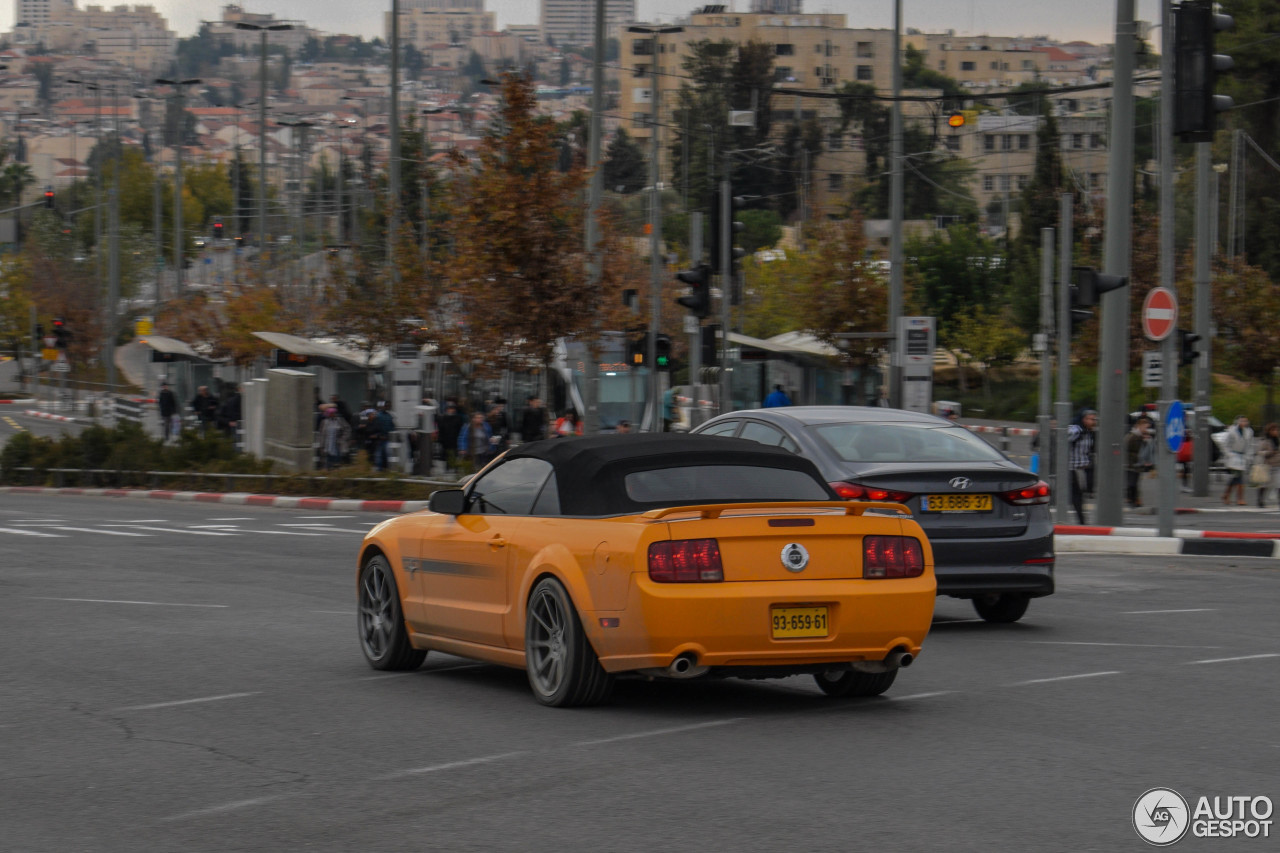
top-left (814, 423), bottom-right (1006, 463)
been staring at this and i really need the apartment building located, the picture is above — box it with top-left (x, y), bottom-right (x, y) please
top-left (10, 1), bottom-right (175, 71)
top-left (387, 0), bottom-right (495, 50)
top-left (540, 0), bottom-right (636, 47)
top-left (208, 4), bottom-right (311, 54)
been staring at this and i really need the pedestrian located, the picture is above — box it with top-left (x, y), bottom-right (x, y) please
top-left (1124, 415), bottom-right (1155, 508)
top-left (328, 393), bottom-right (353, 426)
top-left (763, 384), bottom-right (792, 407)
top-left (1255, 422), bottom-right (1280, 508)
top-left (520, 395), bottom-right (548, 443)
top-left (457, 410), bottom-right (494, 469)
top-left (158, 382), bottom-right (179, 442)
top-left (553, 409), bottom-right (581, 437)
top-left (1221, 414), bottom-right (1254, 505)
top-left (316, 406), bottom-right (352, 470)
top-left (217, 383), bottom-right (242, 439)
top-left (1067, 408), bottom-right (1098, 524)
top-left (615, 420), bottom-right (631, 434)
top-left (189, 385), bottom-right (219, 437)
top-left (487, 397), bottom-right (511, 452)
top-left (437, 401), bottom-right (464, 470)
top-left (370, 401), bottom-right (396, 472)
top-left (1177, 433), bottom-right (1194, 492)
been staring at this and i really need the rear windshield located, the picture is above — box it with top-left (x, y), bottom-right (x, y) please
top-left (624, 465), bottom-right (830, 504)
top-left (813, 423), bottom-right (1006, 463)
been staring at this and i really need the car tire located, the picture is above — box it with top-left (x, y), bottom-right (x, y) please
top-left (358, 556), bottom-right (426, 671)
top-left (525, 577), bottom-right (613, 707)
top-left (972, 593), bottom-right (1031, 624)
top-left (813, 667), bottom-right (898, 698)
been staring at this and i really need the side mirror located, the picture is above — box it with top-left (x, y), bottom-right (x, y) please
top-left (428, 488), bottom-right (468, 515)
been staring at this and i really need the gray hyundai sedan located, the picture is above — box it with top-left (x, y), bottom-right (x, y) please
top-left (693, 406), bottom-right (1054, 623)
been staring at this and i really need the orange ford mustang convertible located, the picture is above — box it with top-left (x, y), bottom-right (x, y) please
top-left (357, 434), bottom-right (936, 706)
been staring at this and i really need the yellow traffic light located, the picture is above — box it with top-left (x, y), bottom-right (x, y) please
top-left (947, 111), bottom-right (965, 128)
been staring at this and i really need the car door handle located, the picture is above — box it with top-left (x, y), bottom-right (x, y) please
top-left (489, 536), bottom-right (507, 549)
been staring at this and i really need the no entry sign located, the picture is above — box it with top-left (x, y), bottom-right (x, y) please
top-left (1143, 287), bottom-right (1177, 342)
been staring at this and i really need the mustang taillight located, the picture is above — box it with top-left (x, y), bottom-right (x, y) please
top-left (829, 481), bottom-right (913, 503)
top-left (862, 536), bottom-right (925, 579)
top-left (1001, 480), bottom-right (1051, 505)
top-left (648, 538), bottom-right (724, 583)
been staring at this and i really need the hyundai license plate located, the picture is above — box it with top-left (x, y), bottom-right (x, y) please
top-left (771, 606), bottom-right (829, 639)
top-left (922, 494), bottom-right (992, 512)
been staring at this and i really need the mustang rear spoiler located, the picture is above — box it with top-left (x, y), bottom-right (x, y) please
top-left (641, 501), bottom-right (911, 520)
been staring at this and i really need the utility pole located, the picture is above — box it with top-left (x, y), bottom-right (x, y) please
top-left (1157, 0), bottom-right (1177, 536)
top-left (1094, 0), bottom-right (1136, 526)
top-left (234, 21), bottom-right (293, 264)
top-left (583, 0), bottom-right (605, 435)
top-left (1038, 227), bottom-right (1053, 492)
top-left (887, 0), bottom-right (904, 408)
top-left (389, 0), bottom-right (401, 268)
top-left (156, 77), bottom-right (202, 297)
top-left (106, 185), bottom-right (120, 390)
top-left (1193, 144), bottom-right (1212, 496)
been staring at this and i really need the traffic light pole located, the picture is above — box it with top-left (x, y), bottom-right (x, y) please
top-left (689, 211), bottom-right (702, 383)
top-left (1192, 143), bottom-right (1212, 496)
top-left (1095, 0), bottom-right (1136, 527)
top-left (719, 177), bottom-right (731, 414)
top-left (1055, 193), bottom-right (1073, 524)
top-left (647, 32), bottom-right (662, 431)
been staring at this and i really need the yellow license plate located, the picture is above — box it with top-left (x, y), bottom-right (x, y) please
top-left (922, 493), bottom-right (992, 512)
top-left (771, 606), bottom-right (829, 639)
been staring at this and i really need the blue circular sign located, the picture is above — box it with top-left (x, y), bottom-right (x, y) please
top-left (1165, 400), bottom-right (1185, 454)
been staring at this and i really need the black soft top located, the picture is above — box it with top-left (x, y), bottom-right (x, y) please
top-left (504, 433), bottom-right (834, 516)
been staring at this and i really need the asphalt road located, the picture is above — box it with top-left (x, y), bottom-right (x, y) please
top-left (0, 406), bottom-right (88, 444)
top-left (2, 494), bottom-right (1277, 852)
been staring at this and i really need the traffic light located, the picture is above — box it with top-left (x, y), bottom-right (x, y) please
top-left (1174, 0), bottom-right (1234, 143)
top-left (628, 334), bottom-right (646, 367)
top-left (213, 218), bottom-right (224, 240)
top-left (947, 111), bottom-right (965, 128)
top-left (1068, 283), bottom-right (1094, 336)
top-left (43, 188), bottom-right (54, 209)
top-left (675, 263), bottom-right (712, 319)
top-left (1073, 266), bottom-right (1128, 307)
top-left (52, 318), bottom-right (69, 349)
top-left (729, 196), bottom-right (747, 303)
top-left (654, 334), bottom-right (672, 371)
top-left (33, 322), bottom-right (44, 348)
top-left (1178, 329), bottom-right (1202, 367)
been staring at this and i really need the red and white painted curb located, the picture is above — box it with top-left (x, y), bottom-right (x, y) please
top-left (0, 398), bottom-right (37, 405)
top-left (1054, 524), bottom-right (1280, 558)
top-left (0, 486), bottom-right (428, 514)
top-left (23, 409), bottom-right (79, 423)
top-left (965, 424), bottom-right (1039, 436)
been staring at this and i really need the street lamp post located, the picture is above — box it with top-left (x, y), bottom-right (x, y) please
top-left (155, 77), bottom-right (202, 296)
top-left (235, 21), bottom-right (294, 262)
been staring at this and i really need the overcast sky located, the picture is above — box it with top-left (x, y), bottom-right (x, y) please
top-left (3, 2), bottom-right (1163, 46)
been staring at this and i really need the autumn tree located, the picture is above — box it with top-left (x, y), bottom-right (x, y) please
top-left (794, 210), bottom-right (887, 370)
top-left (430, 71), bottom-right (613, 375)
top-left (603, 127), bottom-right (646, 194)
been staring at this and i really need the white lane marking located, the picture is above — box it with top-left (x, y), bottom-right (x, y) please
top-left (889, 691), bottom-right (953, 702)
top-left (206, 517), bottom-right (253, 521)
top-left (114, 692), bottom-right (259, 711)
top-left (161, 794), bottom-right (289, 822)
top-left (1011, 671), bottom-right (1122, 686)
top-left (280, 525), bottom-right (373, 534)
top-left (39, 526), bottom-right (151, 537)
top-left (1029, 641), bottom-right (1222, 649)
top-left (573, 718), bottom-right (745, 746)
top-left (188, 524), bottom-right (240, 529)
top-left (295, 515), bottom-right (356, 519)
top-left (1186, 653), bottom-right (1280, 665)
top-left (119, 519), bottom-right (170, 523)
top-left (249, 530), bottom-right (328, 536)
top-left (101, 524), bottom-right (236, 536)
top-left (0, 526), bottom-right (65, 537)
top-left (32, 597), bottom-right (228, 608)
top-left (1122, 608), bottom-right (1217, 615)
top-left (381, 751), bottom-right (528, 779)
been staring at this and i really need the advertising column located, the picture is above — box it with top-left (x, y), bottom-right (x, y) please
top-left (897, 316), bottom-right (935, 413)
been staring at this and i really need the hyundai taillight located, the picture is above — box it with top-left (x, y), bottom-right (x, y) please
top-left (648, 538), bottom-right (724, 583)
top-left (828, 481), bottom-right (914, 503)
top-left (1001, 480), bottom-right (1051, 505)
top-left (862, 536), bottom-right (925, 578)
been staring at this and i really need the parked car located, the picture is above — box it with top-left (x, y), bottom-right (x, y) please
top-left (356, 433), bottom-right (936, 706)
top-left (693, 407), bottom-right (1054, 623)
